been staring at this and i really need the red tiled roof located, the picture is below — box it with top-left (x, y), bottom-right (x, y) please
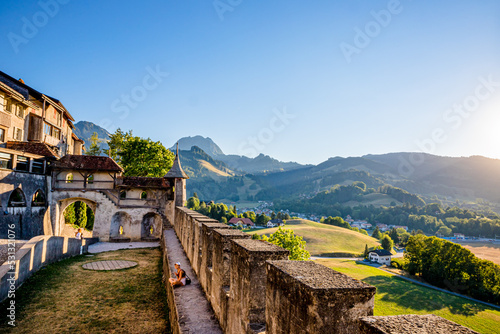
top-left (116, 176), bottom-right (172, 189)
top-left (53, 155), bottom-right (123, 172)
top-left (228, 217), bottom-right (255, 226)
top-left (6, 141), bottom-right (59, 158)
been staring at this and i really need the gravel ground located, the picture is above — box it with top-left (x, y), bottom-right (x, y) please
top-left (88, 241), bottom-right (160, 254)
top-left (0, 239), bottom-right (28, 265)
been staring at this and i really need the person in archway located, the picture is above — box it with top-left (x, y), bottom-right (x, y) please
top-left (75, 228), bottom-right (83, 240)
top-left (169, 262), bottom-right (186, 287)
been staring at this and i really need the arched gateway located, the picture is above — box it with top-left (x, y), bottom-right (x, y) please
top-left (48, 151), bottom-right (188, 241)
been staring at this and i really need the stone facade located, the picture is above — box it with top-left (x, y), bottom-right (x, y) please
top-left (0, 169), bottom-right (49, 239)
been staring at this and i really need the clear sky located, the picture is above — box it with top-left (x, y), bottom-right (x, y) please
top-left (1, 0), bottom-right (499, 164)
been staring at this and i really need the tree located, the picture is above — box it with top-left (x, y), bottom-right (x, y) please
top-left (436, 225), bottom-right (452, 237)
top-left (251, 233), bottom-right (261, 240)
top-left (389, 228), bottom-right (400, 244)
top-left (381, 235), bottom-right (394, 252)
top-left (119, 136), bottom-right (175, 177)
top-left (262, 227), bottom-right (310, 261)
top-left (404, 234), bottom-right (426, 275)
top-left (75, 201), bottom-right (87, 229)
top-left (86, 206), bottom-right (95, 231)
top-left (363, 244), bottom-right (369, 259)
top-left (85, 132), bottom-right (102, 156)
top-left (187, 196), bottom-right (200, 210)
top-left (64, 203), bottom-right (76, 225)
top-left (372, 226), bottom-right (382, 239)
top-left (243, 211), bottom-right (256, 222)
top-left (256, 213), bottom-right (271, 226)
top-left (108, 128), bottom-right (133, 163)
top-left (220, 217), bottom-right (227, 224)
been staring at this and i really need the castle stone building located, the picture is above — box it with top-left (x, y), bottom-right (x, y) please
top-left (0, 70), bottom-right (187, 240)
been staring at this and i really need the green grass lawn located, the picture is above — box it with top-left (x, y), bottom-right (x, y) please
top-left (315, 258), bottom-right (500, 334)
top-left (0, 248), bottom-right (170, 334)
top-left (250, 219), bottom-right (380, 256)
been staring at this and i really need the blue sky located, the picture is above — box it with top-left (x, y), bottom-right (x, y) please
top-left (1, 0), bottom-right (499, 164)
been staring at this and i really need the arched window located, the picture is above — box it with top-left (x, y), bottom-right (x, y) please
top-left (66, 173), bottom-right (73, 184)
top-left (120, 190), bottom-right (126, 199)
top-left (8, 188), bottom-right (26, 207)
top-left (140, 191), bottom-right (148, 199)
top-left (87, 175), bottom-right (94, 184)
top-left (32, 190), bottom-right (46, 207)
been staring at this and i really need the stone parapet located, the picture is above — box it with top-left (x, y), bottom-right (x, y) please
top-left (359, 314), bottom-right (480, 334)
top-left (200, 222), bottom-right (232, 295)
top-left (169, 207), bottom-right (479, 334)
top-left (266, 260), bottom-right (376, 334)
top-left (227, 239), bottom-right (289, 334)
top-left (211, 229), bottom-right (251, 331)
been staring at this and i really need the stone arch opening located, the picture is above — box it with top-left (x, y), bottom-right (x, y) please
top-left (32, 189), bottom-right (46, 207)
top-left (58, 197), bottom-right (97, 238)
top-left (8, 188), bottom-right (26, 207)
top-left (110, 211), bottom-right (132, 241)
top-left (141, 212), bottom-right (162, 240)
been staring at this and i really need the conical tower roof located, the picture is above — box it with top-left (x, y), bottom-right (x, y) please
top-left (164, 143), bottom-right (189, 179)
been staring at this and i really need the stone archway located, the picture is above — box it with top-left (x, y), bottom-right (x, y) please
top-left (57, 197), bottom-right (97, 238)
top-left (141, 212), bottom-right (162, 240)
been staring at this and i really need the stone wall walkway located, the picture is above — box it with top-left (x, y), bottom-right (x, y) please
top-left (163, 228), bottom-right (223, 333)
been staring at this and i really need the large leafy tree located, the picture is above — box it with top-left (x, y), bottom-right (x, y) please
top-left (371, 226), bottom-right (382, 239)
top-left (404, 234), bottom-right (426, 275)
top-left (187, 196), bottom-right (200, 210)
top-left (262, 227), bottom-right (310, 261)
top-left (85, 132), bottom-right (102, 156)
top-left (108, 128), bottom-right (133, 163)
top-left (119, 136), bottom-right (174, 177)
top-left (381, 234), bottom-right (394, 252)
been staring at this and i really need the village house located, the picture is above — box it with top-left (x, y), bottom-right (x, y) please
top-left (266, 219), bottom-right (284, 228)
top-left (368, 249), bottom-right (392, 265)
top-left (376, 223), bottom-right (389, 232)
top-left (454, 233), bottom-right (465, 240)
top-left (228, 217), bottom-right (254, 228)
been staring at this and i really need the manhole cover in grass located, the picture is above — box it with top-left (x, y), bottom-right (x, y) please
top-left (82, 260), bottom-right (137, 271)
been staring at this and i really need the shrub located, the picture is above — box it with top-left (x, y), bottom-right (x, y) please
top-left (391, 258), bottom-right (406, 269)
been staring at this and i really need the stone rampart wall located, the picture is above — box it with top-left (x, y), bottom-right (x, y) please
top-left (0, 236), bottom-right (98, 303)
top-left (170, 207), bottom-right (480, 334)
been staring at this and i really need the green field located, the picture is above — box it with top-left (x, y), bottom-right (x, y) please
top-left (315, 258), bottom-right (500, 334)
top-left (250, 219), bottom-right (380, 256)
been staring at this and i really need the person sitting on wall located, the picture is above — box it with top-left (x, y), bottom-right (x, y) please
top-left (75, 228), bottom-right (83, 240)
top-left (169, 262), bottom-right (186, 287)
